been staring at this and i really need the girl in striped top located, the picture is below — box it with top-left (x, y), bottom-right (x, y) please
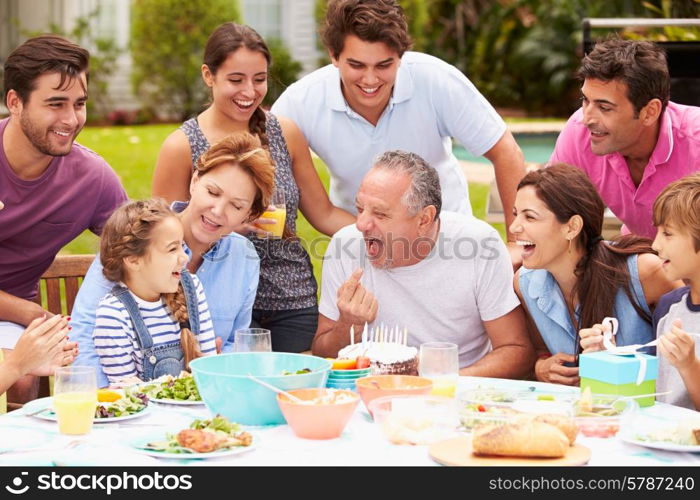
top-left (93, 199), bottom-right (217, 383)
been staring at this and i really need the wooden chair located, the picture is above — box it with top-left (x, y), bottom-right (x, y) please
top-left (5, 254), bottom-right (95, 411)
top-left (32, 254), bottom-right (96, 315)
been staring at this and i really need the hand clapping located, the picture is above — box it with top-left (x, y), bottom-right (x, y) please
top-left (13, 314), bottom-right (76, 377)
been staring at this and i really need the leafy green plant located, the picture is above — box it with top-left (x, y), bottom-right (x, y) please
top-left (621, 0), bottom-right (700, 41)
top-left (420, 0), bottom-right (690, 116)
top-left (130, 0), bottom-right (242, 121)
top-left (264, 38), bottom-right (303, 107)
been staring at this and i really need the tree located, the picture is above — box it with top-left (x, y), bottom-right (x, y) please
top-left (130, 0), bottom-right (242, 121)
top-left (264, 38), bottom-right (303, 107)
top-left (420, 0), bottom-right (685, 116)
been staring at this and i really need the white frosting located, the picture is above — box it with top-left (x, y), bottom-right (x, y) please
top-left (338, 342), bottom-right (417, 364)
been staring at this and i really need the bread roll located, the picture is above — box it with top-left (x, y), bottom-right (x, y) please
top-left (533, 414), bottom-right (578, 445)
top-left (472, 421), bottom-right (569, 458)
top-left (511, 413), bottom-right (578, 445)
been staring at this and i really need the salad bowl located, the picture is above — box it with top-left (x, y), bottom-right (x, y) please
top-left (190, 352), bottom-right (331, 425)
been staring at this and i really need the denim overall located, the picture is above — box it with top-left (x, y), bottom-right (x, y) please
top-left (111, 270), bottom-right (201, 381)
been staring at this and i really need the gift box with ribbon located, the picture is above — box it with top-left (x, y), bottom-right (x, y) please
top-left (579, 351), bottom-right (658, 407)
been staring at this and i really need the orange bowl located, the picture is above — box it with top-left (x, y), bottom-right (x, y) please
top-left (355, 375), bottom-right (433, 416)
top-left (277, 388), bottom-right (360, 439)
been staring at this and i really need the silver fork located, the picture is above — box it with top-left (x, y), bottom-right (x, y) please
top-left (23, 406), bottom-right (50, 418)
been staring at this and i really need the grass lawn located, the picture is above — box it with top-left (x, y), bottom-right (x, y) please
top-left (64, 124), bottom-right (505, 286)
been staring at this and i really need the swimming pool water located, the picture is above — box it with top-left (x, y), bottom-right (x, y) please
top-left (453, 132), bottom-right (558, 165)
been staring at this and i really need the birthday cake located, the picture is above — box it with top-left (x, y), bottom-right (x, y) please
top-left (338, 342), bottom-right (418, 376)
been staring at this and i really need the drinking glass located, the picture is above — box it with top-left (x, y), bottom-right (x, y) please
top-left (233, 328), bottom-right (272, 352)
top-left (53, 366), bottom-right (97, 435)
top-left (258, 189), bottom-right (286, 238)
top-left (418, 342), bottom-right (459, 398)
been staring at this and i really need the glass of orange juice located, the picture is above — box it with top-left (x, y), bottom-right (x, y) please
top-left (258, 189), bottom-right (286, 238)
top-left (53, 366), bottom-right (97, 435)
top-left (418, 342), bottom-right (459, 398)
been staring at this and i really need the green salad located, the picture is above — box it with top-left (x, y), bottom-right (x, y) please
top-left (95, 387), bottom-right (148, 418)
top-left (459, 403), bottom-right (519, 430)
top-left (281, 368), bottom-right (312, 376)
top-left (141, 373), bottom-right (201, 401)
top-left (143, 415), bottom-right (252, 454)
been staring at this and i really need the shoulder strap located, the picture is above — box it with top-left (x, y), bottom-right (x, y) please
top-left (180, 118), bottom-right (210, 168)
top-left (625, 255), bottom-right (652, 317)
top-left (110, 284), bottom-right (155, 350)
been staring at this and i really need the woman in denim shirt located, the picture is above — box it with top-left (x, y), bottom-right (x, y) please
top-left (510, 164), bottom-right (682, 386)
top-left (71, 132), bottom-right (275, 387)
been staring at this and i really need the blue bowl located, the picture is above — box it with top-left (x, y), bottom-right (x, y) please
top-left (189, 352), bottom-right (331, 425)
top-left (329, 369), bottom-right (371, 379)
top-left (330, 367), bottom-right (371, 377)
top-left (326, 380), bottom-right (357, 389)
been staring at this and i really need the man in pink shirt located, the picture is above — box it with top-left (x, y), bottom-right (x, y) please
top-left (550, 39), bottom-right (700, 239)
top-left (1, 35), bottom-right (127, 403)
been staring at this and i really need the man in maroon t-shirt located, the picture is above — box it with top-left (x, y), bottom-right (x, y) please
top-left (0, 35), bottom-right (127, 402)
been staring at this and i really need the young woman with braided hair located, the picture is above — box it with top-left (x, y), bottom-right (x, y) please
top-left (92, 199), bottom-right (214, 383)
top-left (152, 23), bottom-right (354, 353)
top-left (72, 132), bottom-right (275, 387)
top-left (509, 163), bottom-right (682, 386)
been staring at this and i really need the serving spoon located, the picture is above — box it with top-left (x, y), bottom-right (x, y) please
top-left (246, 374), bottom-right (305, 403)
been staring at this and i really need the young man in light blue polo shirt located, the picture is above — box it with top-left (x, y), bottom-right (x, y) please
top-left (272, 0), bottom-right (525, 264)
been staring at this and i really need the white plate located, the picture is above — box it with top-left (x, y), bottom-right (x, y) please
top-left (149, 397), bottom-right (205, 406)
top-left (0, 425), bottom-right (51, 452)
top-left (128, 433), bottom-right (257, 459)
top-left (22, 396), bottom-right (151, 423)
top-left (621, 435), bottom-right (700, 453)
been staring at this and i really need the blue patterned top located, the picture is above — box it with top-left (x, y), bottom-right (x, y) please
top-left (181, 113), bottom-right (317, 310)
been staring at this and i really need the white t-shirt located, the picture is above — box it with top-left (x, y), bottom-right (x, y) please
top-left (319, 211), bottom-right (520, 368)
top-left (271, 52), bottom-right (506, 214)
top-left (653, 287), bottom-right (700, 409)
top-left (0, 321), bottom-right (25, 349)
